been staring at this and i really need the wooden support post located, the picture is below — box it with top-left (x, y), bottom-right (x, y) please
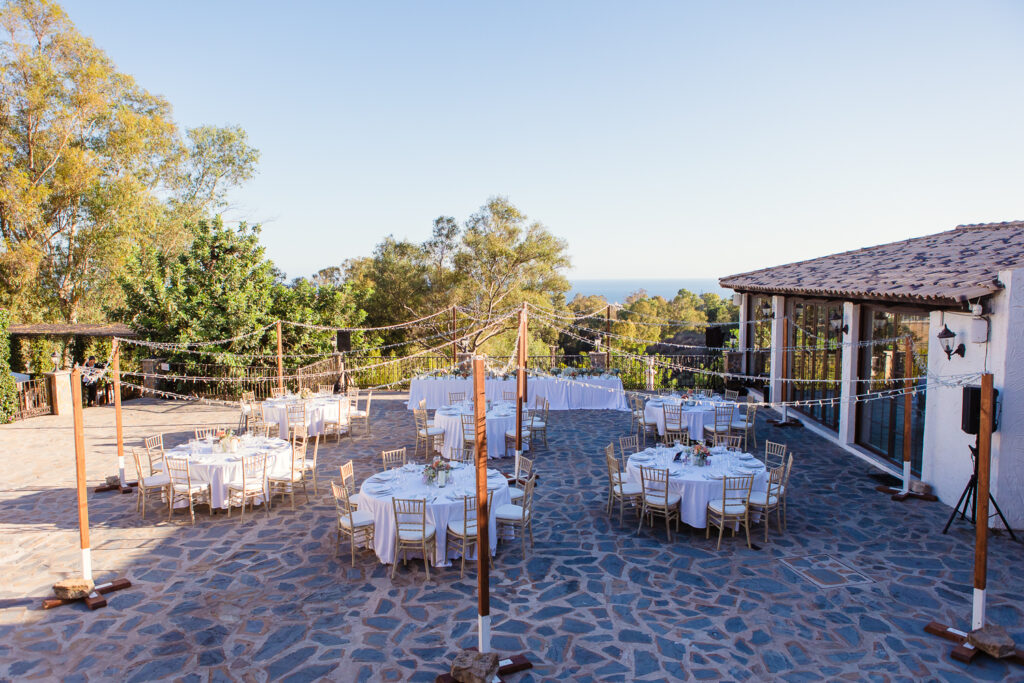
top-left (451, 305), bottom-right (458, 365)
top-left (96, 340), bottom-right (136, 494)
top-left (900, 338), bottom-right (914, 493)
top-left (276, 321), bottom-right (284, 394)
top-left (605, 305), bottom-right (612, 370)
top-left (974, 372), bottom-right (993, 630)
top-left (472, 355), bottom-right (490, 653)
top-left (70, 368), bottom-right (92, 582)
top-left (515, 304), bottom-right (527, 452)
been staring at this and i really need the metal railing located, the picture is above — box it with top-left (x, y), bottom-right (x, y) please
top-left (15, 379), bottom-right (52, 420)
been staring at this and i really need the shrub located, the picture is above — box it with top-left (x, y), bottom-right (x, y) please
top-left (0, 311), bottom-right (18, 423)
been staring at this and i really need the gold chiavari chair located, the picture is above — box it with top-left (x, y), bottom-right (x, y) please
top-left (696, 388), bottom-right (714, 398)
top-left (268, 429), bottom-right (310, 509)
top-left (662, 404), bottom-right (686, 444)
top-left (637, 466), bottom-right (680, 540)
top-left (131, 448), bottom-right (169, 520)
top-left (227, 452), bottom-right (270, 519)
top-left (332, 482), bottom-right (375, 567)
top-left (495, 475), bottom-right (535, 557)
top-left (286, 403), bottom-right (307, 439)
top-left (638, 401), bottom-right (660, 446)
top-left (764, 441), bottom-right (787, 468)
top-left (529, 398), bottom-right (549, 447)
top-left (448, 391), bottom-right (466, 404)
top-left (502, 390), bottom-right (516, 401)
top-left (269, 387), bottom-right (286, 399)
top-left (317, 384), bottom-right (334, 395)
top-left (448, 446), bottom-right (473, 464)
top-left (446, 491), bottom-right (494, 578)
top-left (381, 447), bottom-right (407, 471)
top-left (323, 398), bottom-right (350, 442)
top-left (703, 405), bottom-right (734, 443)
top-left (460, 414), bottom-right (477, 452)
top-left (166, 457), bottom-right (212, 526)
top-left (723, 389), bottom-right (739, 401)
top-left (747, 463), bottom-right (785, 542)
top-left (241, 390), bottom-right (256, 402)
top-left (504, 413), bottom-right (534, 457)
top-left (351, 390), bottom-right (373, 436)
top-left (714, 434), bottom-right (744, 450)
top-left (618, 434), bottom-right (639, 463)
top-left (605, 443), bottom-right (625, 489)
top-left (706, 474), bottom-right (755, 550)
top-left (629, 395), bottom-right (645, 434)
top-left (339, 460), bottom-right (361, 509)
top-left (304, 434), bottom-right (321, 495)
top-left (144, 434), bottom-right (166, 472)
top-left (780, 454), bottom-right (794, 530)
top-left (508, 453), bottom-right (533, 503)
top-left (606, 450), bottom-right (641, 525)
top-left (730, 404), bottom-right (758, 451)
top-left (414, 409), bottom-right (444, 459)
top-left (194, 426), bottom-right (218, 440)
top-left (391, 497), bottom-right (436, 580)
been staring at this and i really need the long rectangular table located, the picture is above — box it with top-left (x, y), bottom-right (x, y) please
top-left (408, 375), bottom-right (628, 411)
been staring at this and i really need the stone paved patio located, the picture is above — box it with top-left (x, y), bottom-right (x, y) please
top-left (1, 394), bottom-right (1023, 681)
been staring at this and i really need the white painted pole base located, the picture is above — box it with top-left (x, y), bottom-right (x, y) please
top-left (900, 460), bottom-right (912, 495)
top-left (81, 547), bottom-right (93, 582)
top-left (118, 455), bottom-right (126, 488)
top-left (477, 614), bottom-right (491, 653)
top-left (972, 588), bottom-right (986, 631)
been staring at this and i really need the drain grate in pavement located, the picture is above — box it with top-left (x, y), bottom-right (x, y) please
top-left (780, 554), bottom-right (874, 589)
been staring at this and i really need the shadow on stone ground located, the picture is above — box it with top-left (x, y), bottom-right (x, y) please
top-left (1, 395), bottom-right (1022, 681)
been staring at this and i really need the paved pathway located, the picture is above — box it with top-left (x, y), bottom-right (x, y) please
top-left (0, 395), bottom-right (1022, 681)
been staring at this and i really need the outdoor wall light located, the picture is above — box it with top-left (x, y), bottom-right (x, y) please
top-left (937, 324), bottom-right (966, 359)
top-left (50, 351), bottom-right (61, 372)
top-left (760, 301), bottom-right (773, 319)
top-left (828, 310), bottom-right (848, 335)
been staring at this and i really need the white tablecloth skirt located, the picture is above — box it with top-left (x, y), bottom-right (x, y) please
top-left (625, 450), bottom-right (767, 529)
top-left (408, 376), bottom-right (628, 411)
top-left (263, 397), bottom-right (347, 439)
top-left (432, 409), bottom-right (525, 459)
top-left (644, 400), bottom-right (739, 438)
top-left (358, 465), bottom-right (512, 567)
top-left (166, 437), bottom-right (292, 509)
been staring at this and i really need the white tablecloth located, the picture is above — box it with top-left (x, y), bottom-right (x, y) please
top-left (625, 446), bottom-right (767, 529)
top-left (408, 376), bottom-right (628, 411)
top-left (431, 402), bottom-right (524, 459)
top-left (165, 435), bottom-right (292, 509)
top-left (263, 396), bottom-right (347, 439)
top-left (358, 463), bottom-right (512, 567)
top-left (644, 397), bottom-right (739, 438)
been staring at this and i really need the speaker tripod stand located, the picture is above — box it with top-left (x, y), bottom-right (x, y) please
top-left (942, 440), bottom-right (1017, 541)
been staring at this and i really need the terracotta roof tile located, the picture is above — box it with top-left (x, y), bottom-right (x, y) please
top-left (719, 221), bottom-right (1024, 304)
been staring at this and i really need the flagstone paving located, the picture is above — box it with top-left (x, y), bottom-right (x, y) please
top-left (1, 394), bottom-right (1023, 681)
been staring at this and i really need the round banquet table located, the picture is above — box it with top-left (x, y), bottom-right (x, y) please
top-left (431, 400), bottom-right (525, 459)
top-left (625, 445), bottom-right (768, 529)
top-left (262, 395), bottom-right (347, 439)
top-left (644, 396), bottom-right (739, 437)
top-left (164, 435), bottom-right (292, 509)
top-left (407, 375), bottom-right (628, 411)
top-left (358, 463), bottom-right (512, 567)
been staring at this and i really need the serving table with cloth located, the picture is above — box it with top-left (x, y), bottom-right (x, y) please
top-left (431, 400), bottom-right (525, 459)
top-left (164, 434), bottom-right (291, 510)
top-left (408, 375), bottom-right (628, 411)
top-left (625, 445), bottom-right (768, 529)
top-left (644, 396), bottom-right (739, 438)
top-left (358, 462), bottom-right (512, 567)
top-left (262, 395), bottom-right (347, 439)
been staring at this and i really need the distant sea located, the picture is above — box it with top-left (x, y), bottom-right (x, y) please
top-left (569, 278), bottom-right (730, 304)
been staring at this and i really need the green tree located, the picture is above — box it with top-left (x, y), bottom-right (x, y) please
top-left (0, 0), bottom-right (258, 324)
top-left (0, 309), bottom-right (16, 422)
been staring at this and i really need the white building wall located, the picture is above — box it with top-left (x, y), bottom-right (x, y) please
top-left (989, 267), bottom-right (1024, 528)
top-left (837, 302), bottom-right (860, 446)
top-left (768, 295), bottom-right (786, 405)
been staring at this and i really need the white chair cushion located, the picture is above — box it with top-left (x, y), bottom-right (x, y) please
top-left (350, 409), bottom-right (367, 418)
top-left (730, 420), bottom-right (753, 429)
top-left (615, 482), bottom-right (642, 496)
top-left (531, 421), bottom-right (546, 429)
top-left (504, 429), bottom-right (531, 438)
top-left (141, 473), bottom-right (170, 487)
top-left (269, 470), bottom-right (304, 483)
top-left (339, 509), bottom-right (374, 529)
top-left (704, 425), bottom-right (731, 433)
top-left (398, 523), bottom-right (436, 541)
top-left (509, 487), bottom-right (524, 502)
top-left (419, 427), bottom-right (445, 436)
top-left (230, 481), bottom-right (265, 492)
top-left (747, 492), bottom-right (779, 507)
top-left (172, 483), bottom-right (207, 494)
top-left (644, 491), bottom-right (681, 507)
top-left (447, 519), bottom-right (478, 536)
top-left (494, 503), bottom-right (529, 522)
top-left (708, 498), bottom-right (747, 515)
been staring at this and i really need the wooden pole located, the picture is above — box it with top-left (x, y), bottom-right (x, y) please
top-left (71, 367), bottom-right (92, 581)
top-left (605, 305), bottom-right (612, 370)
top-left (973, 372), bottom-right (994, 631)
top-left (901, 338), bottom-right (914, 493)
top-left (451, 305), bottom-right (457, 366)
top-left (515, 304), bottom-right (527, 452)
top-left (112, 339), bottom-right (127, 487)
top-left (276, 321), bottom-right (284, 394)
top-left (472, 355), bottom-right (491, 652)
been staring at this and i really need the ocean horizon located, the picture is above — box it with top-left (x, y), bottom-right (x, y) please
top-left (569, 278), bottom-right (730, 304)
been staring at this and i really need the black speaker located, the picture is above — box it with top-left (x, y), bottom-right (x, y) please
top-left (336, 331), bottom-right (351, 353)
top-left (705, 326), bottom-right (724, 349)
top-left (962, 385), bottom-right (999, 435)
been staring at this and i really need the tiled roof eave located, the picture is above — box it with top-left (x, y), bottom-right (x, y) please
top-left (718, 281), bottom-right (1001, 305)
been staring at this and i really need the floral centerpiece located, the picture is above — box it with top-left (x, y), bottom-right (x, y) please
top-left (423, 457), bottom-right (453, 487)
top-left (691, 443), bottom-right (711, 466)
top-left (218, 429), bottom-right (240, 454)
top-left (299, 387), bottom-right (313, 399)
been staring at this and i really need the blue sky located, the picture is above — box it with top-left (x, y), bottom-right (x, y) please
top-left (60, 1), bottom-right (1024, 280)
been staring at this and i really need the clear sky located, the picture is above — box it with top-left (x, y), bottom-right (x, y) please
top-left (59, 1), bottom-right (1024, 281)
